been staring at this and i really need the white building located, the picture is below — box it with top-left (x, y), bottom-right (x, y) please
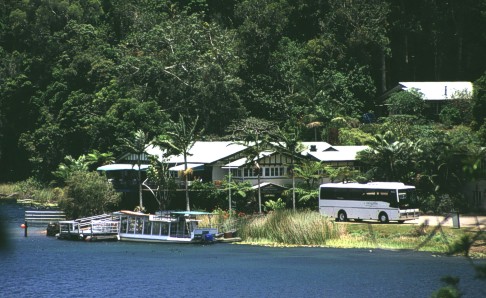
top-left (381, 81), bottom-right (473, 116)
top-left (98, 141), bottom-right (368, 201)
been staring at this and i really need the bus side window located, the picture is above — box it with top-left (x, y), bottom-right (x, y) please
top-left (388, 191), bottom-right (398, 207)
top-left (362, 190), bottom-right (375, 201)
top-left (333, 188), bottom-right (346, 200)
top-left (321, 188), bottom-right (335, 200)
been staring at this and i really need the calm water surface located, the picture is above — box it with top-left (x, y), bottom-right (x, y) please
top-left (1, 203), bottom-right (485, 298)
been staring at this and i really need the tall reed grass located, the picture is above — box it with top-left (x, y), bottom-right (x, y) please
top-left (0, 180), bottom-right (63, 206)
top-left (237, 210), bottom-right (345, 245)
top-left (0, 183), bottom-right (16, 196)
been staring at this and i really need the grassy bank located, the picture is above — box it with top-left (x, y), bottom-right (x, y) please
top-left (235, 210), bottom-right (486, 258)
top-left (0, 183), bottom-right (16, 197)
top-left (0, 182), bottom-right (61, 207)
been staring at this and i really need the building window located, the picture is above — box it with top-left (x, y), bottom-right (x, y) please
top-left (243, 168), bottom-right (258, 177)
top-left (230, 169), bottom-right (241, 178)
top-left (263, 166), bottom-right (286, 177)
top-left (239, 166), bottom-right (287, 177)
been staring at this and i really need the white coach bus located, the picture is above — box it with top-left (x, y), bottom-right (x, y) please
top-left (319, 182), bottom-right (420, 223)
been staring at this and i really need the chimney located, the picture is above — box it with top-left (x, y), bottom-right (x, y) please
top-left (310, 145), bottom-right (317, 152)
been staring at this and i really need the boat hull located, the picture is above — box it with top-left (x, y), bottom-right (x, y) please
top-left (118, 233), bottom-right (211, 244)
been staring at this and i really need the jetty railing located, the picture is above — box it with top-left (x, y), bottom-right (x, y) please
top-left (90, 220), bottom-right (119, 234)
top-left (74, 214), bottom-right (114, 229)
top-left (58, 218), bottom-right (119, 240)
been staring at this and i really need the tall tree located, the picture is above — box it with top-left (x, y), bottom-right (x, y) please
top-left (357, 131), bottom-right (418, 183)
top-left (270, 122), bottom-right (304, 210)
top-left (120, 130), bottom-right (150, 211)
top-left (229, 117), bottom-right (277, 213)
top-left (117, 8), bottom-right (245, 135)
top-left (146, 155), bottom-right (176, 211)
top-left (156, 115), bottom-right (200, 211)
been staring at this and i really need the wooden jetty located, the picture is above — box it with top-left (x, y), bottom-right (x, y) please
top-left (25, 210), bottom-right (66, 225)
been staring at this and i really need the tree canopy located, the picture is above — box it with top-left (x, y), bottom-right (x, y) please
top-left (1, 1), bottom-right (486, 182)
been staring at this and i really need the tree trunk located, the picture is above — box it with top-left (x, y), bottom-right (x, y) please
top-left (257, 173), bottom-right (262, 214)
top-left (184, 153), bottom-right (190, 211)
top-left (291, 157), bottom-right (296, 211)
top-left (456, 29), bottom-right (463, 79)
top-left (138, 154), bottom-right (143, 210)
top-left (381, 48), bottom-right (387, 93)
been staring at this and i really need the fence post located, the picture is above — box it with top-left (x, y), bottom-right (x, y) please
top-left (451, 211), bottom-right (460, 229)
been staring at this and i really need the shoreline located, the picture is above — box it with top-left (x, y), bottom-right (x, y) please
top-left (2, 201), bottom-right (485, 258)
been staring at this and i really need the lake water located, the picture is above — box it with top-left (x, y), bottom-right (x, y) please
top-left (1, 203), bottom-right (485, 298)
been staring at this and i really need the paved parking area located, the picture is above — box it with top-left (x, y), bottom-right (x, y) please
top-left (410, 215), bottom-right (486, 229)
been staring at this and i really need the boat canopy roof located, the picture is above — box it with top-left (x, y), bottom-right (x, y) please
top-left (114, 210), bottom-right (212, 216)
top-left (170, 211), bottom-right (213, 215)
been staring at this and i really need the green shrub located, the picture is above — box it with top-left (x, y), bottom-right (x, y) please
top-left (59, 171), bottom-right (121, 218)
top-left (264, 198), bottom-right (286, 212)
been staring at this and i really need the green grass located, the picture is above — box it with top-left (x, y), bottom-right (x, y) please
top-left (235, 211), bottom-right (486, 257)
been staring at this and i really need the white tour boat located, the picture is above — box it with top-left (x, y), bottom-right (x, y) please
top-left (113, 210), bottom-right (218, 244)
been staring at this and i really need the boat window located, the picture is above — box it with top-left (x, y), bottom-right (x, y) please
top-left (128, 217), bottom-right (135, 233)
top-left (120, 217), bottom-right (128, 233)
top-left (152, 222), bottom-right (161, 236)
top-left (135, 218), bottom-right (143, 234)
top-left (161, 222), bottom-right (169, 236)
top-left (143, 220), bottom-right (151, 235)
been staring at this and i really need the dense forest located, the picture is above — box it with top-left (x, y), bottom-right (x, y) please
top-left (1, 0), bottom-right (486, 183)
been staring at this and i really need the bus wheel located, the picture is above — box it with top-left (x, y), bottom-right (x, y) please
top-left (378, 212), bottom-right (389, 223)
top-left (337, 211), bottom-right (347, 222)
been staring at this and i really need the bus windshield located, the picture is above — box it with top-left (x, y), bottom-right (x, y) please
top-left (398, 189), bottom-right (417, 208)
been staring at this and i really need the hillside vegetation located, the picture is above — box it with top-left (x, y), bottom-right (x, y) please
top-left (1, 2), bottom-right (486, 217)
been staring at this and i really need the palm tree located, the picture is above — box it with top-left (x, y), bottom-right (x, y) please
top-left (146, 155), bottom-right (176, 211)
top-left (306, 121), bottom-right (323, 141)
top-left (229, 117), bottom-right (276, 213)
top-left (293, 160), bottom-right (327, 189)
top-left (156, 115), bottom-right (200, 211)
top-left (270, 125), bottom-right (304, 210)
top-left (52, 155), bottom-right (90, 183)
top-left (86, 150), bottom-right (115, 170)
top-left (292, 160), bottom-right (327, 207)
top-left (120, 130), bottom-right (149, 211)
top-left (358, 131), bottom-right (419, 182)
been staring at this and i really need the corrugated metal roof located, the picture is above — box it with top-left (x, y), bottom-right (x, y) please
top-left (300, 142), bottom-right (333, 155)
top-left (251, 182), bottom-right (287, 190)
top-left (307, 146), bottom-right (368, 161)
top-left (164, 141), bottom-right (248, 164)
top-left (115, 141), bottom-right (367, 169)
top-left (168, 163), bottom-right (204, 171)
top-left (398, 81), bottom-right (472, 101)
top-left (222, 151), bottom-right (274, 168)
